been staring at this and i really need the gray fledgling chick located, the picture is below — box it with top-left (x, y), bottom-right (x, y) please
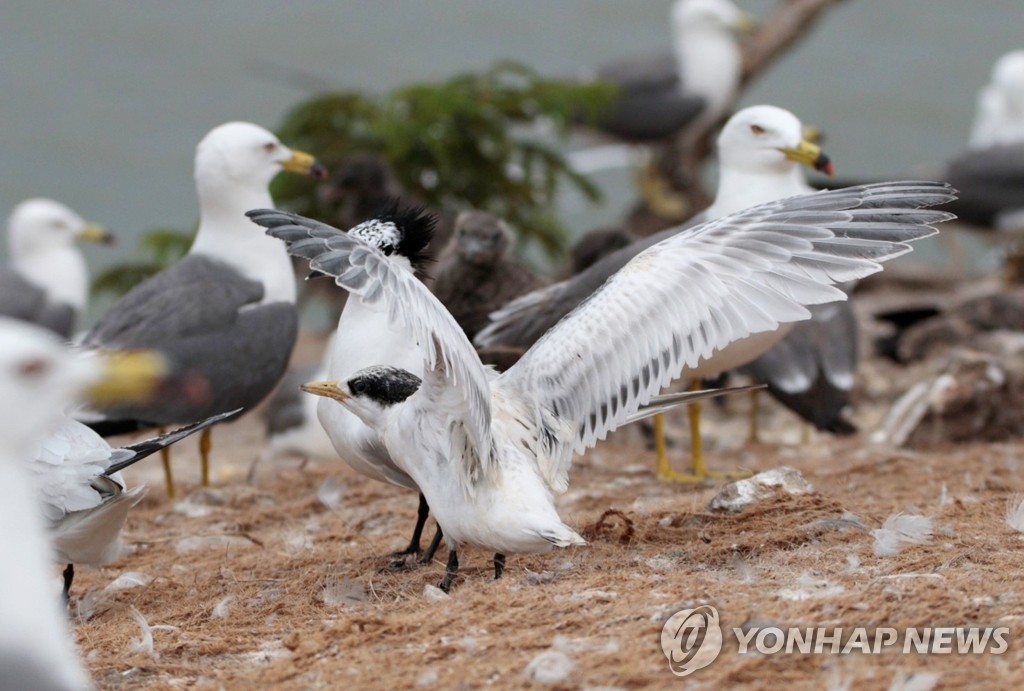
top-left (431, 211), bottom-right (547, 369)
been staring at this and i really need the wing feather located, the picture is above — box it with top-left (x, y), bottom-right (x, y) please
top-left (247, 210), bottom-right (496, 481)
top-left (497, 181), bottom-right (955, 490)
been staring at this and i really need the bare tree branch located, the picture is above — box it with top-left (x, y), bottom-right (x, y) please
top-left (741, 0), bottom-right (847, 85)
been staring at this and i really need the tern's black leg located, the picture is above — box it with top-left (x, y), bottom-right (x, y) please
top-left (419, 525), bottom-right (444, 564)
top-left (61, 564), bottom-right (74, 603)
top-left (493, 553), bottom-right (506, 580)
top-left (438, 549), bottom-right (459, 592)
top-left (392, 493), bottom-right (431, 557)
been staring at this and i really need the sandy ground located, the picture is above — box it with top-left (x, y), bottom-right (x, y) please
top-left (62, 317), bottom-right (1024, 690)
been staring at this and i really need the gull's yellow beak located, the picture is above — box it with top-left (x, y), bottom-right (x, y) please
top-left (84, 350), bottom-right (170, 406)
top-left (77, 222), bottom-right (116, 245)
top-left (301, 380), bottom-right (349, 403)
top-left (732, 11), bottom-right (757, 34)
top-left (281, 149), bottom-right (328, 180)
top-left (778, 139), bottom-right (834, 176)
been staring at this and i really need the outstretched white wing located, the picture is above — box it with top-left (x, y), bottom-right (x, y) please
top-left (248, 209), bottom-right (496, 482)
top-left (498, 181), bottom-right (955, 491)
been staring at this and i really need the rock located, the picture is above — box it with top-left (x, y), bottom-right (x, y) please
top-left (896, 288), bottom-right (1024, 362)
top-left (422, 584), bottom-right (450, 602)
top-left (322, 577), bottom-right (366, 606)
top-left (569, 589), bottom-right (618, 603)
top-left (416, 669), bottom-right (439, 687)
top-left (524, 650), bottom-right (574, 684)
top-left (105, 572), bottom-right (151, 591)
top-left (872, 348), bottom-right (1024, 447)
top-left (708, 467), bottom-right (813, 513)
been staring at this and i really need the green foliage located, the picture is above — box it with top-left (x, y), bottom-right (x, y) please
top-left (273, 60), bottom-right (615, 258)
top-left (91, 226), bottom-right (194, 298)
top-left (90, 62), bottom-right (614, 299)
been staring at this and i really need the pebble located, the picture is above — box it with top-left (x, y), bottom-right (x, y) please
top-left (524, 650), bottom-right (574, 684)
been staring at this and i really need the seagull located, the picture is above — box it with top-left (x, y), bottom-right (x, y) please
top-left (938, 143), bottom-right (1024, 234)
top-left (250, 179), bottom-right (955, 589)
top-left (431, 211), bottom-right (547, 369)
top-left (31, 409), bottom-right (236, 600)
top-left (581, 0), bottom-right (753, 143)
top-left (568, 227), bottom-right (636, 275)
top-left (1, 198), bottom-right (113, 338)
top-left (477, 105), bottom-right (841, 481)
top-left (969, 50), bottom-right (1024, 149)
top-left (738, 294), bottom-right (858, 439)
top-left (573, 0), bottom-right (754, 215)
top-left (0, 317), bottom-right (168, 691)
top-left (80, 121), bottom-right (325, 497)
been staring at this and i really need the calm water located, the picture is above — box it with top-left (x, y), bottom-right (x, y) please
top-left (0, 0), bottom-right (1021, 317)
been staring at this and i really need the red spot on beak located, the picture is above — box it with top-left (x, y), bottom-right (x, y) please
top-left (815, 153), bottom-right (835, 177)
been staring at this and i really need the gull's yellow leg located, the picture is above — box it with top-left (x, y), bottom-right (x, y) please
top-left (657, 380), bottom-right (752, 483)
top-left (637, 162), bottom-right (689, 221)
top-left (687, 382), bottom-right (707, 477)
top-left (160, 427), bottom-right (175, 499)
top-left (746, 388), bottom-right (761, 445)
top-left (654, 413), bottom-right (673, 478)
top-left (199, 427), bottom-right (212, 487)
top-left (1004, 240), bottom-right (1024, 286)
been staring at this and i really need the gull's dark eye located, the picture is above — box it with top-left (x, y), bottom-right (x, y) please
top-left (263, 142), bottom-right (277, 153)
top-left (351, 380), bottom-right (367, 395)
top-left (750, 124), bottom-right (766, 135)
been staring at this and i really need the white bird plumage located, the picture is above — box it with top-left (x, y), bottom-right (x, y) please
top-left (289, 207), bottom-right (442, 557)
top-left (250, 180), bottom-right (954, 587)
top-left (28, 409), bottom-right (231, 593)
top-left (8, 199), bottom-right (94, 313)
top-left (3, 198), bottom-right (110, 339)
top-left (969, 50), bottom-right (1024, 149)
top-left (80, 121), bottom-right (323, 495)
top-left (0, 318), bottom-right (97, 690)
top-left (188, 121), bottom-right (313, 305)
top-left (30, 416), bottom-right (145, 567)
top-left (671, 0), bottom-right (748, 126)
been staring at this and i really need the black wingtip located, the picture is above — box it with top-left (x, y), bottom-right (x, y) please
top-left (245, 208), bottom-right (277, 222)
top-left (101, 408), bottom-right (243, 476)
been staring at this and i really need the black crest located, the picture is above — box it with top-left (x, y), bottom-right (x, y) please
top-left (368, 198), bottom-right (437, 273)
top-left (348, 366), bottom-right (422, 406)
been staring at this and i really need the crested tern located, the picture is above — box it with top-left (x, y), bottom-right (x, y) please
top-left (249, 179), bottom-right (955, 589)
